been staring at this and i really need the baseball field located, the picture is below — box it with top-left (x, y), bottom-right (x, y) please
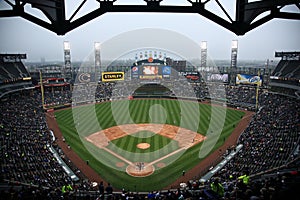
top-left (54, 99), bottom-right (246, 191)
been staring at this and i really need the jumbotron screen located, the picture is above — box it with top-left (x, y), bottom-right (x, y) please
top-left (131, 64), bottom-right (171, 79)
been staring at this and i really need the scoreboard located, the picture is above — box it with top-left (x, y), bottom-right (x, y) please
top-left (131, 63), bottom-right (171, 79)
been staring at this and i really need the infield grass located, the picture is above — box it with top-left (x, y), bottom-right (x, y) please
top-left (111, 130), bottom-right (178, 153)
top-left (55, 99), bottom-right (245, 191)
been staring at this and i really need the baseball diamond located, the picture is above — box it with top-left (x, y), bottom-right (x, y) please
top-left (52, 99), bottom-right (250, 191)
top-left (86, 123), bottom-right (206, 177)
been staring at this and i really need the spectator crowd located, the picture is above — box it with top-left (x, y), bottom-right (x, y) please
top-left (0, 80), bottom-right (299, 199)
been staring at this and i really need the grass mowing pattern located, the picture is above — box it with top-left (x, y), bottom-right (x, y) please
top-left (55, 99), bottom-right (245, 191)
top-left (111, 130), bottom-right (178, 153)
top-left (109, 130), bottom-right (179, 163)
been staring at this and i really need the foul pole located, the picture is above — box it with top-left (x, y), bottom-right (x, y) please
top-left (39, 70), bottom-right (45, 109)
top-left (255, 70), bottom-right (260, 111)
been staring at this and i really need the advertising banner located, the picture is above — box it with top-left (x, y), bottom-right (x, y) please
top-left (236, 74), bottom-right (262, 86)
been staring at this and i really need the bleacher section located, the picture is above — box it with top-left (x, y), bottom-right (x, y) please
top-left (272, 60), bottom-right (300, 79)
top-left (0, 54), bottom-right (33, 97)
top-left (133, 83), bottom-right (172, 97)
top-left (269, 52), bottom-right (300, 97)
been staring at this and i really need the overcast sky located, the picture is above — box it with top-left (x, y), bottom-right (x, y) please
top-left (0, 0), bottom-right (299, 62)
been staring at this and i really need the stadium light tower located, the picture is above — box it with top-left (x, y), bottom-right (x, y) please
top-left (94, 42), bottom-right (101, 82)
top-left (200, 41), bottom-right (207, 71)
top-left (63, 41), bottom-right (73, 83)
top-left (230, 40), bottom-right (238, 85)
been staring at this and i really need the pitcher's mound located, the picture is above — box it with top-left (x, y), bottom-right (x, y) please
top-left (137, 143), bottom-right (150, 149)
top-left (126, 162), bottom-right (154, 177)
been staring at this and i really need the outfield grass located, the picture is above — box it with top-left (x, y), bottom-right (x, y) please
top-left (55, 99), bottom-right (245, 191)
